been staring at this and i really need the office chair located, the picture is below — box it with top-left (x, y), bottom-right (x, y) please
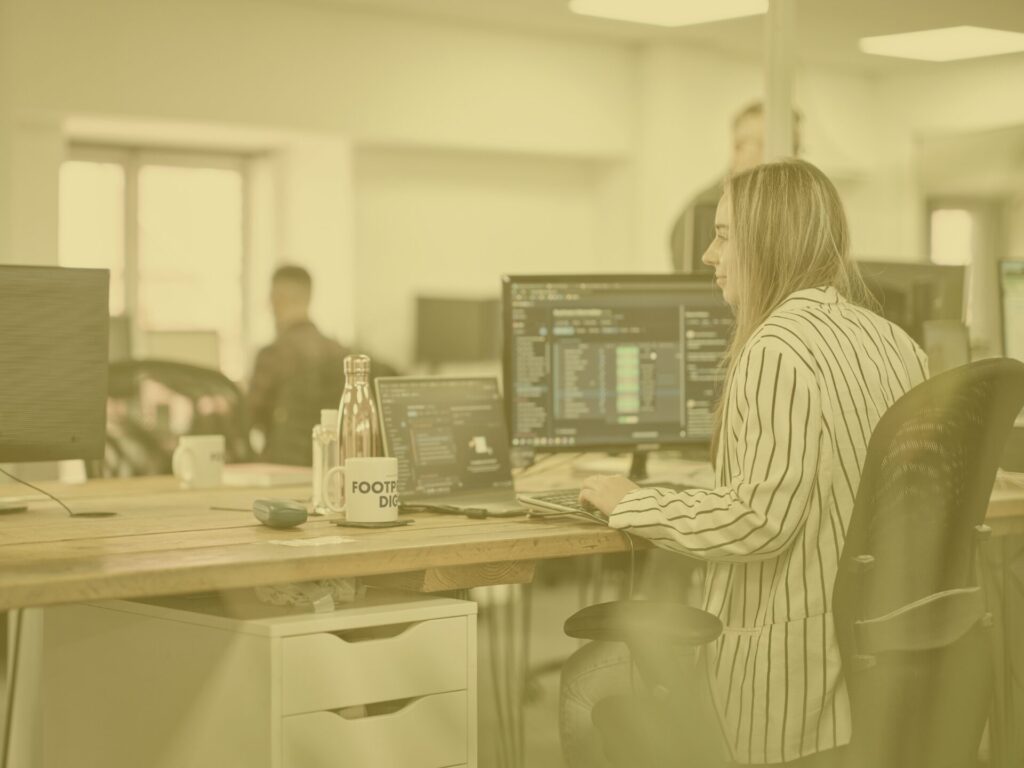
top-left (563, 358), bottom-right (1024, 768)
top-left (562, 600), bottom-right (726, 768)
top-left (834, 357), bottom-right (1024, 768)
top-left (97, 359), bottom-right (253, 477)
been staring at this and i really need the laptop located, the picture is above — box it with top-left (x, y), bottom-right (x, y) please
top-left (375, 376), bottom-right (528, 518)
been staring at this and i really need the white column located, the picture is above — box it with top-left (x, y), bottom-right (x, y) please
top-left (0, 0), bottom-right (14, 264)
top-left (763, 0), bottom-right (797, 161)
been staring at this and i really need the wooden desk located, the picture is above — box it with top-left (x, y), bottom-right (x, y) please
top-left (0, 475), bottom-right (641, 612)
top-left (3, 469), bottom-right (1024, 611)
top-left (4, 468), bottom-right (1024, 768)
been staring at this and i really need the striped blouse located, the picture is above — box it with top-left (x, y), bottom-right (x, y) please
top-left (609, 286), bottom-right (928, 764)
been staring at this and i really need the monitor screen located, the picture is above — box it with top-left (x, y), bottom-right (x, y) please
top-left (1000, 260), bottom-right (1024, 364)
top-left (502, 274), bottom-right (732, 452)
top-left (857, 260), bottom-right (965, 344)
top-left (415, 296), bottom-right (501, 365)
top-left (376, 377), bottom-right (514, 499)
top-left (0, 265), bottom-right (109, 462)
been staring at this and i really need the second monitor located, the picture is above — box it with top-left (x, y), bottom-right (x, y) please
top-left (502, 274), bottom-right (732, 461)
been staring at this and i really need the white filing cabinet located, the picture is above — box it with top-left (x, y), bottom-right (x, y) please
top-left (41, 590), bottom-right (477, 768)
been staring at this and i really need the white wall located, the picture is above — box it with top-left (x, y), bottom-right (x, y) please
top-left (4, 0), bottom-right (635, 156)
top-left (5, 0), bottom-right (1024, 369)
top-left (0, 0), bottom-right (12, 267)
top-left (1010, 196), bottom-right (1024, 260)
top-left (1, 0), bottom-right (639, 369)
top-left (632, 43), bottom-right (758, 271)
top-left (353, 146), bottom-right (629, 365)
top-left (876, 55), bottom-right (1024, 263)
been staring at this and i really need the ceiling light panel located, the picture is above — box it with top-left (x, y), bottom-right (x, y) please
top-left (569, 0), bottom-right (768, 28)
top-left (859, 26), bottom-right (1024, 62)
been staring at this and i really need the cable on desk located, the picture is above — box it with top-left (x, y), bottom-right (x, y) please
top-left (0, 467), bottom-right (116, 517)
top-left (619, 528), bottom-right (637, 601)
top-left (0, 466), bottom-right (74, 516)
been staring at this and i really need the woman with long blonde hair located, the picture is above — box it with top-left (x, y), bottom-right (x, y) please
top-left (571, 159), bottom-right (928, 767)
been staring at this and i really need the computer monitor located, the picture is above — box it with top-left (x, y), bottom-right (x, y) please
top-left (502, 274), bottom-right (732, 474)
top-left (376, 376), bottom-right (514, 500)
top-left (999, 260), bottom-right (1024, 364)
top-left (0, 265), bottom-right (109, 464)
top-left (415, 296), bottom-right (501, 366)
top-left (999, 261), bottom-right (1024, 469)
top-left (856, 260), bottom-right (965, 345)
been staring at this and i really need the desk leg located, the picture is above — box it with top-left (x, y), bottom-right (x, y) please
top-left (987, 536), bottom-right (1024, 768)
top-left (2, 608), bottom-right (42, 768)
top-left (1, 609), bottom-right (19, 768)
top-left (481, 584), bottom-right (527, 768)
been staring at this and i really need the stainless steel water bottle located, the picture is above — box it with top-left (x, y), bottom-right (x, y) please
top-left (337, 354), bottom-right (382, 464)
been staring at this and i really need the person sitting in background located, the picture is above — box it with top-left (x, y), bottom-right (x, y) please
top-left (248, 265), bottom-right (349, 466)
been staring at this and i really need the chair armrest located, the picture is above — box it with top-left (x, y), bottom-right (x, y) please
top-left (854, 586), bottom-right (987, 656)
top-left (564, 600), bottom-right (722, 647)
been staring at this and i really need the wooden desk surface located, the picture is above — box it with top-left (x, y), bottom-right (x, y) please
top-left (2, 466), bottom-right (1023, 612)
top-left (0, 475), bottom-right (636, 611)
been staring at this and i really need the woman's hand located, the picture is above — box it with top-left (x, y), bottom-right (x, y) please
top-left (578, 475), bottom-right (640, 519)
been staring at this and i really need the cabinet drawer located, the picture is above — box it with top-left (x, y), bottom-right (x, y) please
top-left (282, 616), bottom-right (467, 715)
top-left (282, 690), bottom-right (467, 768)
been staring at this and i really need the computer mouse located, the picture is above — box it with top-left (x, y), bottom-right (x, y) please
top-left (253, 498), bottom-right (308, 529)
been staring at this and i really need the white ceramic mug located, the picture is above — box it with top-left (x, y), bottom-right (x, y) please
top-left (325, 457), bottom-right (399, 522)
top-left (172, 434), bottom-right (225, 489)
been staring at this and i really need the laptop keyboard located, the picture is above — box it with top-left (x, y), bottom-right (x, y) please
top-left (522, 481), bottom-right (697, 519)
top-left (528, 489), bottom-right (594, 514)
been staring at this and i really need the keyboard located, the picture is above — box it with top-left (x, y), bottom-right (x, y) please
top-left (517, 488), bottom-right (606, 523)
top-left (518, 481), bottom-right (697, 523)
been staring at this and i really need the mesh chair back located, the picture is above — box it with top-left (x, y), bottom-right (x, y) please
top-left (100, 360), bottom-right (253, 477)
top-left (834, 358), bottom-right (1024, 768)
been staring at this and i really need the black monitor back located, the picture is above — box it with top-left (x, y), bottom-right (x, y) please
top-left (416, 296), bottom-right (501, 365)
top-left (0, 265), bottom-right (109, 462)
top-left (857, 260), bottom-right (965, 344)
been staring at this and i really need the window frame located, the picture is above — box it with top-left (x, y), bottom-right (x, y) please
top-left (63, 143), bottom-right (254, 378)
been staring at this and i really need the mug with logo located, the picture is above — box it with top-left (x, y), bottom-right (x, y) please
top-left (325, 456), bottom-right (400, 522)
top-left (172, 434), bottom-right (225, 489)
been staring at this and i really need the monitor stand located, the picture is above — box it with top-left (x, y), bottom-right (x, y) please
top-left (628, 451), bottom-right (649, 482)
top-left (626, 445), bottom-right (712, 483)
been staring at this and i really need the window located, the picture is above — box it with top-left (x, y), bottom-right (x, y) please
top-left (929, 208), bottom-right (974, 266)
top-left (58, 147), bottom-right (249, 380)
top-left (58, 160), bottom-right (126, 315)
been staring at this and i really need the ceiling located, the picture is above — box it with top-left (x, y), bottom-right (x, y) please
top-left (288, 0), bottom-right (1024, 72)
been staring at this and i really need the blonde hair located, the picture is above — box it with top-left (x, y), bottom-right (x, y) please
top-left (710, 159), bottom-right (874, 461)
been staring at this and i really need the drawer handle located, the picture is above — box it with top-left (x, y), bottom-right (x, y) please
top-left (331, 695), bottom-right (423, 720)
top-left (331, 621), bottom-right (420, 643)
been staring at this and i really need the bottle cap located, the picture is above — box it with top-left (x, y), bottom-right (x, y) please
top-left (343, 354), bottom-right (371, 375)
top-left (320, 409), bottom-right (339, 428)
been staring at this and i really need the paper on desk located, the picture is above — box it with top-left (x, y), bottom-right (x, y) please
top-left (268, 536), bottom-right (354, 547)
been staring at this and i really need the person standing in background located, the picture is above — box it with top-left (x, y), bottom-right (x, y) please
top-left (670, 102), bottom-right (802, 273)
top-left (248, 265), bottom-right (349, 466)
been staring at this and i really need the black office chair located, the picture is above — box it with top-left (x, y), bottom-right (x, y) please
top-left (96, 359), bottom-right (254, 477)
top-left (563, 358), bottom-right (1024, 768)
top-left (834, 357), bottom-right (1024, 768)
top-left (563, 600), bottom-right (725, 768)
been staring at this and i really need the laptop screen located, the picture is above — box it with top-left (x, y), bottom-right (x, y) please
top-left (376, 377), bottom-right (515, 499)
